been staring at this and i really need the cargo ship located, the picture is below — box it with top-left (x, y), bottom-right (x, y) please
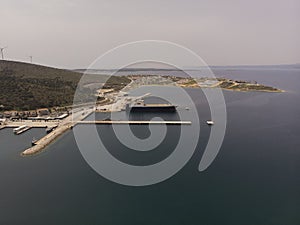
top-left (127, 101), bottom-right (177, 112)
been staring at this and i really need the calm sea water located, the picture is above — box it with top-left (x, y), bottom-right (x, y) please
top-left (0, 68), bottom-right (300, 225)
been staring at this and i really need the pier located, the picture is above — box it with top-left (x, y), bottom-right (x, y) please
top-left (21, 119), bottom-right (191, 156)
top-left (16, 103), bottom-right (191, 156)
top-left (75, 120), bottom-right (191, 125)
top-left (5, 122), bottom-right (58, 129)
top-left (15, 126), bottom-right (32, 135)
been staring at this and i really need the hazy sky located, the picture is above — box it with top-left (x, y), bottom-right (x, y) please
top-left (0, 0), bottom-right (299, 68)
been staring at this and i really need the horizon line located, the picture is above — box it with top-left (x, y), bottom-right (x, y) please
top-left (1, 59), bottom-right (299, 70)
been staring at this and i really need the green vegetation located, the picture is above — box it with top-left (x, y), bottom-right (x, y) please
top-left (0, 60), bottom-right (282, 111)
top-left (182, 79), bottom-right (198, 86)
top-left (217, 79), bottom-right (281, 92)
top-left (0, 60), bottom-right (130, 111)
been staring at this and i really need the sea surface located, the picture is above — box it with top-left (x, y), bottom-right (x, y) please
top-left (0, 67), bottom-right (300, 225)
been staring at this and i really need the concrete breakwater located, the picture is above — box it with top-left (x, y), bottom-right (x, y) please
top-left (21, 108), bottom-right (94, 156)
top-left (21, 123), bottom-right (73, 156)
top-left (76, 120), bottom-right (192, 125)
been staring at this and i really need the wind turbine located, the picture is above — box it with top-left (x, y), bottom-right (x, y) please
top-left (29, 55), bottom-right (33, 63)
top-left (0, 46), bottom-right (7, 60)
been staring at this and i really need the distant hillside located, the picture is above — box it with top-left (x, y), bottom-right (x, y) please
top-left (0, 60), bottom-right (130, 111)
top-left (0, 60), bottom-right (82, 81)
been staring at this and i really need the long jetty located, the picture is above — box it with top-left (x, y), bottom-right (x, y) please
top-left (21, 119), bottom-right (191, 156)
top-left (76, 120), bottom-right (192, 125)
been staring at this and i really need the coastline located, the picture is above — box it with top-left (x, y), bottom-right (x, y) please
top-left (178, 84), bottom-right (284, 93)
top-left (2, 75), bottom-right (283, 157)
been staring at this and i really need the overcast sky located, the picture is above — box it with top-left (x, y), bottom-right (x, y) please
top-left (0, 0), bottom-right (299, 68)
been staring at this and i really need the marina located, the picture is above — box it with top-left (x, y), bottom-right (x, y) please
top-left (21, 119), bottom-right (191, 156)
top-left (3, 92), bottom-right (190, 155)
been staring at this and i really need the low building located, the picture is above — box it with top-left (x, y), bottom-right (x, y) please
top-left (3, 111), bottom-right (18, 118)
top-left (3, 111), bottom-right (12, 118)
top-left (37, 108), bottom-right (50, 116)
top-left (27, 110), bottom-right (37, 117)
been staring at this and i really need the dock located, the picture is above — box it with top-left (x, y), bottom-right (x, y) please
top-left (75, 120), bottom-right (191, 125)
top-left (19, 104), bottom-right (191, 156)
top-left (21, 119), bottom-right (191, 156)
top-left (15, 126), bottom-right (32, 135)
top-left (1, 122), bottom-right (59, 135)
top-left (5, 124), bottom-right (56, 128)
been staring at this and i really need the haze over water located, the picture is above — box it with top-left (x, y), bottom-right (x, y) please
top-left (0, 67), bottom-right (300, 225)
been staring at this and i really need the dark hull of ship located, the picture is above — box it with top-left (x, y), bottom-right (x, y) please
top-left (129, 105), bottom-right (176, 112)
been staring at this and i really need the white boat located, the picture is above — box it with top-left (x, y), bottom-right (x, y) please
top-left (13, 125), bottom-right (27, 134)
top-left (206, 120), bottom-right (214, 125)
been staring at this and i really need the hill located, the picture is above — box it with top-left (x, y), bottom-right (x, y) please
top-left (0, 60), bottom-right (130, 111)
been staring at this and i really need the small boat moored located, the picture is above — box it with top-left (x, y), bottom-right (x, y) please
top-left (46, 125), bottom-right (58, 134)
top-left (31, 137), bottom-right (38, 146)
top-left (206, 120), bottom-right (214, 125)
